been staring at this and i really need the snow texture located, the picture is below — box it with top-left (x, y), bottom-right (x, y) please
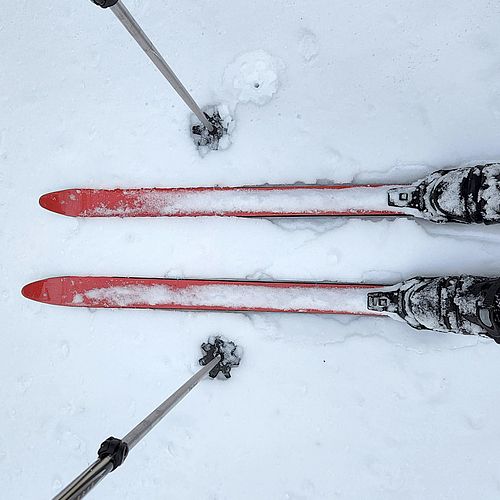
top-left (298, 30), bottom-right (320, 63)
top-left (4, 1), bottom-right (500, 499)
top-left (73, 282), bottom-right (378, 314)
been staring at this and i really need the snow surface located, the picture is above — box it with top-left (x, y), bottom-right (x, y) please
top-left (75, 282), bottom-right (378, 314)
top-left (3, 1), bottom-right (500, 499)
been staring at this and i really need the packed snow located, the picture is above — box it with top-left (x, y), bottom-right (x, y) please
top-left (73, 281), bottom-right (379, 314)
top-left (3, 1), bottom-right (500, 499)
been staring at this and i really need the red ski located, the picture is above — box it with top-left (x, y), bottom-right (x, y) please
top-left (22, 276), bottom-right (385, 315)
top-left (21, 274), bottom-right (500, 342)
top-left (39, 185), bottom-right (404, 218)
top-left (37, 164), bottom-right (500, 224)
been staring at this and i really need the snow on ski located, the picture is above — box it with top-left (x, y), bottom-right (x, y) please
top-left (39, 185), bottom-right (406, 218)
top-left (21, 276), bottom-right (385, 315)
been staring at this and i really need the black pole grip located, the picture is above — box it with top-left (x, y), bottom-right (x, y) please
top-left (92, 0), bottom-right (119, 8)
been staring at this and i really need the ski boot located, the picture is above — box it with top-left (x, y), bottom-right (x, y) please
top-left (388, 164), bottom-right (500, 223)
top-left (368, 275), bottom-right (500, 342)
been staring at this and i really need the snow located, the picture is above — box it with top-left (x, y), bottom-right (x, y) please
top-left (76, 282), bottom-right (379, 314)
top-left (3, 1), bottom-right (500, 499)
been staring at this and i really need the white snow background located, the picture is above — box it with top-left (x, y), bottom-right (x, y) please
top-left (2, 1), bottom-right (500, 498)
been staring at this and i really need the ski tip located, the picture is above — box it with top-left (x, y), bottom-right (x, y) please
top-left (22, 279), bottom-right (46, 302)
top-left (39, 190), bottom-right (78, 217)
top-left (22, 277), bottom-right (65, 305)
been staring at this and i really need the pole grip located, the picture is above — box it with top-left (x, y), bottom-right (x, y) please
top-left (92, 0), bottom-right (119, 8)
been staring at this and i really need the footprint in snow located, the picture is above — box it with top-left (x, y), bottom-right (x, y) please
top-left (298, 30), bottom-right (319, 62)
top-left (55, 340), bottom-right (70, 360)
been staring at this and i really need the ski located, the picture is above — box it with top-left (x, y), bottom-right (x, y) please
top-left (22, 275), bottom-right (500, 342)
top-left (21, 276), bottom-right (382, 315)
top-left (40, 185), bottom-right (405, 218)
top-left (39, 164), bottom-right (500, 224)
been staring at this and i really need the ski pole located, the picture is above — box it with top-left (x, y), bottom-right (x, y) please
top-left (53, 337), bottom-right (241, 500)
top-left (91, 0), bottom-right (214, 132)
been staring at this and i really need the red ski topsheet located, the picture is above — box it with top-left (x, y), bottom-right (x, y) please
top-left (39, 185), bottom-right (407, 218)
top-left (22, 276), bottom-right (386, 315)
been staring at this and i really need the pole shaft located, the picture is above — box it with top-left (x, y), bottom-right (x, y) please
top-left (52, 456), bottom-right (113, 500)
top-left (54, 356), bottom-right (219, 500)
top-left (123, 355), bottom-right (220, 449)
top-left (110, 1), bottom-right (214, 131)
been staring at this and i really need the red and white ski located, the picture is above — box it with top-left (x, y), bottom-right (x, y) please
top-left (22, 276), bottom-right (386, 316)
top-left (22, 274), bottom-right (500, 342)
top-left (37, 164), bottom-right (500, 224)
top-left (39, 185), bottom-right (406, 218)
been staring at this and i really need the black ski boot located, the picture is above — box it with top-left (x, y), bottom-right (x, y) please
top-left (368, 276), bottom-right (500, 342)
top-left (388, 164), bottom-right (500, 223)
